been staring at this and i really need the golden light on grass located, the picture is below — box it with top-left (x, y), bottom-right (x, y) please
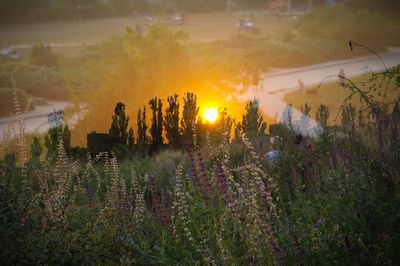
top-left (204, 107), bottom-right (218, 123)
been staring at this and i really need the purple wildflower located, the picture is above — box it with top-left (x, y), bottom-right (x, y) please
top-left (116, 236), bottom-right (124, 242)
top-left (215, 164), bottom-right (236, 211)
top-left (196, 150), bottom-right (214, 194)
top-left (84, 183), bottom-right (93, 208)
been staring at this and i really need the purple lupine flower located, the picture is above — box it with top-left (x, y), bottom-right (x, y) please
top-left (150, 176), bottom-right (170, 229)
top-left (196, 150), bottom-right (214, 194)
top-left (160, 187), bottom-right (170, 209)
top-left (260, 178), bottom-right (285, 265)
top-left (150, 175), bottom-right (161, 215)
top-left (116, 236), bottom-right (124, 242)
top-left (84, 183), bottom-right (93, 208)
top-left (185, 143), bottom-right (202, 189)
top-left (160, 187), bottom-right (171, 227)
top-left (215, 164), bottom-right (236, 211)
top-left (292, 232), bottom-right (305, 266)
top-left (343, 234), bottom-right (353, 259)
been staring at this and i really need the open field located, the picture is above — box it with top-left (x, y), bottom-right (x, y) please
top-left (0, 12), bottom-right (295, 55)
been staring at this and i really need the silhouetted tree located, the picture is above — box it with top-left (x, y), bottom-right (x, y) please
top-left (217, 108), bottom-right (233, 140)
top-left (149, 97), bottom-right (163, 152)
top-left (205, 108), bottom-right (233, 145)
top-left (127, 127), bottom-right (135, 148)
top-left (181, 92), bottom-right (199, 142)
top-left (241, 99), bottom-right (266, 139)
top-left (137, 106), bottom-right (148, 146)
top-left (164, 94), bottom-right (181, 148)
top-left (109, 102), bottom-right (129, 144)
top-left (234, 121), bottom-right (242, 141)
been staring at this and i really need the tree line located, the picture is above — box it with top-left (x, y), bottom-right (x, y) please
top-left (105, 92), bottom-right (267, 155)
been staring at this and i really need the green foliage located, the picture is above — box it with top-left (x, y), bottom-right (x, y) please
top-left (181, 92), bottom-right (199, 142)
top-left (29, 44), bottom-right (58, 67)
top-left (30, 136), bottom-right (42, 161)
top-left (298, 4), bottom-right (390, 49)
top-left (136, 106), bottom-right (148, 156)
top-left (149, 97), bottom-right (163, 152)
top-left (136, 106), bottom-right (148, 145)
top-left (0, 61), bottom-right (68, 101)
top-left (44, 125), bottom-right (71, 160)
top-left (164, 94), bottom-right (181, 149)
top-left (1, 153), bottom-right (16, 174)
top-left (127, 127), bottom-right (134, 148)
top-left (241, 98), bottom-right (266, 140)
top-left (109, 102), bottom-right (129, 145)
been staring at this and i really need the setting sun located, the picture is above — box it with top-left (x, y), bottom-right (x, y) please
top-left (204, 107), bottom-right (218, 123)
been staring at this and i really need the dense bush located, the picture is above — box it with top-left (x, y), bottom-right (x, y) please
top-left (29, 44), bottom-right (58, 67)
top-left (0, 61), bottom-right (68, 101)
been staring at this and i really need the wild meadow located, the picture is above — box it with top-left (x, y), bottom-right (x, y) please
top-left (1, 63), bottom-right (399, 264)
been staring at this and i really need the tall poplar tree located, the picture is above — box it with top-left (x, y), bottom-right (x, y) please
top-left (164, 94), bottom-right (181, 148)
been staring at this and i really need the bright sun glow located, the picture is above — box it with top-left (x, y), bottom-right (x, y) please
top-left (204, 107), bottom-right (218, 123)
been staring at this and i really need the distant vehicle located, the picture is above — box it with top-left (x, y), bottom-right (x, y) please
top-left (237, 18), bottom-right (254, 32)
top-left (164, 13), bottom-right (188, 25)
top-left (265, 150), bottom-right (283, 163)
top-left (48, 110), bottom-right (64, 129)
top-left (0, 47), bottom-right (20, 59)
top-left (145, 15), bottom-right (158, 24)
top-left (172, 13), bottom-right (187, 25)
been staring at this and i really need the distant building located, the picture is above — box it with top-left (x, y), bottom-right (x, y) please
top-left (87, 132), bottom-right (116, 155)
top-left (48, 110), bottom-right (64, 128)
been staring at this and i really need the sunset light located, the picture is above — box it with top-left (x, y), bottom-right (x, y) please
top-left (204, 107), bottom-right (218, 123)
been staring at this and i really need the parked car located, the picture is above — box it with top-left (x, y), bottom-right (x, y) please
top-left (0, 47), bottom-right (20, 59)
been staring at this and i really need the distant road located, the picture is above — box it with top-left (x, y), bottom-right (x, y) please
top-left (241, 49), bottom-right (400, 136)
top-left (262, 49), bottom-right (400, 96)
top-left (0, 101), bottom-right (71, 142)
